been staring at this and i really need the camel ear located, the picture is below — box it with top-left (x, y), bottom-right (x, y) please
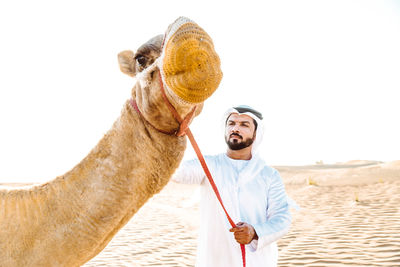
top-left (118, 50), bottom-right (136, 77)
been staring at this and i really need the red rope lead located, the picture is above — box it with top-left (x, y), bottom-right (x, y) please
top-left (185, 129), bottom-right (246, 267)
top-left (157, 70), bottom-right (246, 267)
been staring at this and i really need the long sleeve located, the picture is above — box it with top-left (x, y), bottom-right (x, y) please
top-left (172, 158), bottom-right (205, 184)
top-left (249, 170), bottom-right (292, 251)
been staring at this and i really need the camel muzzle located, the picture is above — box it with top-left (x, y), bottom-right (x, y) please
top-left (158, 17), bottom-right (222, 104)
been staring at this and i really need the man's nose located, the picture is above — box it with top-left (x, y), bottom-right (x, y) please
top-left (231, 125), bottom-right (240, 132)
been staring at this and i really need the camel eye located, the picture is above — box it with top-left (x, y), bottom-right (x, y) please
top-left (135, 55), bottom-right (147, 66)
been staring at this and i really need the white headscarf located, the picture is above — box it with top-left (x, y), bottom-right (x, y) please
top-left (222, 105), bottom-right (264, 156)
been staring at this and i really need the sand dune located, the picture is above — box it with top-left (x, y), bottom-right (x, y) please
top-left (276, 161), bottom-right (400, 266)
top-left (82, 161), bottom-right (400, 266)
top-left (280, 181), bottom-right (400, 266)
top-left (2, 161), bottom-right (400, 266)
top-left (341, 160), bottom-right (383, 166)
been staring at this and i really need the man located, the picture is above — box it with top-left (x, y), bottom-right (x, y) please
top-left (173, 105), bottom-right (292, 267)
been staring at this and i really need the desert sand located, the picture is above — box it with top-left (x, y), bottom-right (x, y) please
top-left (3, 160), bottom-right (400, 266)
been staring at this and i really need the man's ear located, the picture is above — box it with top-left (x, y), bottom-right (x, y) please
top-left (118, 50), bottom-right (136, 77)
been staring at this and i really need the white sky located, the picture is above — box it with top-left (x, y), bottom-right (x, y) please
top-left (0, 0), bottom-right (399, 183)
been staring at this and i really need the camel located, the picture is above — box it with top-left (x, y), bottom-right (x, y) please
top-left (0, 17), bottom-right (222, 266)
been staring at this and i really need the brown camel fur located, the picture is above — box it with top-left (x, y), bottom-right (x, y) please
top-left (0, 17), bottom-right (221, 266)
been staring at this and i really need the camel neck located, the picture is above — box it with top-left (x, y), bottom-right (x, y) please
top-left (7, 100), bottom-right (187, 266)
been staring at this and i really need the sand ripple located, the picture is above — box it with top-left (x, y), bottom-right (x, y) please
top-left (279, 180), bottom-right (400, 266)
top-left (84, 167), bottom-right (400, 266)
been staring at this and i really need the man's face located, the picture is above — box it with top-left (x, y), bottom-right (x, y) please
top-left (225, 113), bottom-right (256, 150)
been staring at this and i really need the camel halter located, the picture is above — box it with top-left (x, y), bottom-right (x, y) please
top-left (130, 69), bottom-right (247, 267)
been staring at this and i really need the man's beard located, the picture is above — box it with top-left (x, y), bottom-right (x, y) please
top-left (225, 133), bottom-right (255, 150)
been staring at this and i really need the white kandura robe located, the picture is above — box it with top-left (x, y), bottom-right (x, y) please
top-left (173, 153), bottom-right (292, 267)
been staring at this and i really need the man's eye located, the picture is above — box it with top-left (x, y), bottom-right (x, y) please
top-left (136, 56), bottom-right (147, 66)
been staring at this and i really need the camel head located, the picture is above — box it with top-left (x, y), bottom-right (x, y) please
top-left (118, 17), bottom-right (222, 134)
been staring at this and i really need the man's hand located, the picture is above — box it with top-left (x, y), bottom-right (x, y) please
top-left (229, 222), bottom-right (258, 244)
